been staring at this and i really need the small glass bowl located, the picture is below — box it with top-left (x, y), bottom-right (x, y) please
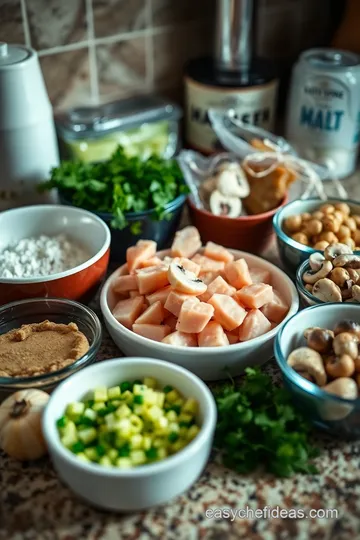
top-left (0, 298), bottom-right (102, 393)
top-left (274, 303), bottom-right (360, 439)
top-left (296, 259), bottom-right (323, 308)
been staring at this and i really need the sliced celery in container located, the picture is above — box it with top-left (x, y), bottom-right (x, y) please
top-left (56, 95), bottom-right (182, 163)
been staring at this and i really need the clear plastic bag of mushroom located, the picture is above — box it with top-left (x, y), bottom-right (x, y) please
top-left (177, 108), bottom-right (350, 219)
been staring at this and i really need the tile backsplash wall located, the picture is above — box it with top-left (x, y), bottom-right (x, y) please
top-left (1, 0), bottom-right (335, 112)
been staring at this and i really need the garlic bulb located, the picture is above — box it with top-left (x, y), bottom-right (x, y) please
top-left (0, 389), bottom-right (49, 461)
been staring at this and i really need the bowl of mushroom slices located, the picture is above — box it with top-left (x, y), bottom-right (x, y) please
top-left (275, 302), bottom-right (360, 438)
top-left (296, 243), bottom-right (360, 307)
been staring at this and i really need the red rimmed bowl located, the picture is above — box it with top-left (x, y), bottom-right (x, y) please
top-left (0, 205), bottom-right (111, 306)
top-left (187, 195), bottom-right (288, 254)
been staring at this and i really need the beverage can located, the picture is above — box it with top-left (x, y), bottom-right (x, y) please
top-left (285, 48), bottom-right (360, 178)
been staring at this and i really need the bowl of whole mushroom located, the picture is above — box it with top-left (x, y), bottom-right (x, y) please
top-left (296, 243), bottom-right (360, 307)
top-left (275, 302), bottom-right (360, 438)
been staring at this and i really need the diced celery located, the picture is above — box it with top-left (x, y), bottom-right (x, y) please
top-left (94, 387), bottom-right (108, 402)
top-left (133, 404), bottom-right (144, 416)
top-left (133, 384), bottom-right (146, 395)
top-left (66, 402), bottom-right (85, 419)
top-left (143, 390), bottom-right (157, 406)
top-left (130, 434), bottom-right (143, 449)
top-left (156, 447), bottom-right (167, 460)
top-left (187, 425), bottom-right (200, 440)
top-left (108, 386), bottom-right (121, 400)
top-left (116, 457), bottom-right (133, 468)
top-left (84, 447), bottom-right (98, 461)
top-left (120, 381), bottom-right (131, 393)
top-left (61, 421), bottom-right (78, 448)
top-left (142, 436), bottom-right (152, 450)
top-left (116, 418), bottom-right (132, 438)
top-left (121, 390), bottom-right (133, 403)
top-left (145, 405), bottom-right (163, 421)
top-left (168, 422), bottom-right (180, 433)
top-left (93, 402), bottom-right (106, 412)
top-left (115, 404), bottom-right (131, 419)
top-left (107, 448), bottom-right (118, 462)
top-left (174, 398), bottom-right (185, 408)
top-left (169, 439), bottom-right (187, 453)
top-left (154, 416), bottom-right (168, 433)
top-left (129, 414), bottom-right (143, 433)
top-left (166, 410), bottom-right (178, 422)
top-left (182, 398), bottom-right (198, 415)
top-left (71, 441), bottom-right (85, 454)
top-left (84, 408), bottom-right (97, 422)
top-left (130, 450), bottom-right (146, 465)
top-left (133, 394), bottom-right (144, 405)
top-left (78, 428), bottom-right (97, 445)
top-left (179, 427), bottom-right (188, 438)
top-left (56, 416), bottom-right (67, 430)
top-left (111, 400), bottom-right (121, 407)
top-left (104, 412), bottom-right (116, 427)
top-left (178, 413), bottom-right (193, 424)
top-left (76, 452), bottom-right (91, 463)
top-left (152, 438), bottom-right (164, 449)
top-left (163, 385), bottom-right (173, 393)
top-left (117, 442), bottom-right (131, 456)
top-left (143, 377), bottom-right (157, 389)
top-left (99, 456), bottom-right (113, 467)
top-left (156, 392), bottom-right (165, 408)
top-left (168, 431), bottom-right (179, 443)
top-left (165, 389), bottom-right (180, 403)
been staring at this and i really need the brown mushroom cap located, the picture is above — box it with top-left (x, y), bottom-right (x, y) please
top-left (304, 327), bottom-right (333, 353)
top-left (333, 332), bottom-right (359, 359)
top-left (333, 320), bottom-right (360, 338)
top-left (325, 354), bottom-right (355, 379)
top-left (333, 254), bottom-right (360, 269)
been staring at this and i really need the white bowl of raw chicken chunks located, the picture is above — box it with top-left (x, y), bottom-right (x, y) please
top-left (100, 227), bottom-right (299, 380)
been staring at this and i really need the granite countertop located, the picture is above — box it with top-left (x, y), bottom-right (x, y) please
top-left (1, 175), bottom-right (360, 540)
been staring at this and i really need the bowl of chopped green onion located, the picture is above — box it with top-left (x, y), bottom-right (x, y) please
top-left (42, 357), bottom-right (216, 511)
top-left (40, 146), bottom-right (189, 261)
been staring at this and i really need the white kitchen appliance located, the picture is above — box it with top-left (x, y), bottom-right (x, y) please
top-left (0, 42), bottom-right (59, 210)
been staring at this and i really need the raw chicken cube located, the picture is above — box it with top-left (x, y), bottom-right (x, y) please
top-left (198, 322), bottom-right (229, 347)
top-left (236, 283), bottom-right (273, 309)
top-left (238, 309), bottom-right (271, 341)
top-left (176, 298), bottom-right (214, 333)
top-left (207, 293), bottom-right (247, 331)
top-left (204, 241), bottom-right (234, 264)
top-left (224, 259), bottom-right (252, 288)
top-left (162, 331), bottom-right (197, 347)
top-left (132, 324), bottom-right (171, 342)
top-left (112, 296), bottom-right (145, 329)
top-left (260, 290), bottom-right (289, 323)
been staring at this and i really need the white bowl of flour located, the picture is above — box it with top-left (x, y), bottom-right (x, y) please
top-left (0, 205), bottom-right (111, 305)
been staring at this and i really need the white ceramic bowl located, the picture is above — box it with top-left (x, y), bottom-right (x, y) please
top-left (43, 357), bottom-right (217, 511)
top-left (0, 204), bottom-right (111, 305)
top-left (100, 248), bottom-right (299, 381)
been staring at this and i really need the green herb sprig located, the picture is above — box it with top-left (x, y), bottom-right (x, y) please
top-left (213, 367), bottom-right (319, 477)
top-left (40, 146), bottom-right (188, 230)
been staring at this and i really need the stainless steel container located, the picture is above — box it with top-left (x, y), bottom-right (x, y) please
top-left (286, 48), bottom-right (360, 178)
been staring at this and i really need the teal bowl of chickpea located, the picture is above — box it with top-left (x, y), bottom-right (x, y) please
top-left (273, 198), bottom-right (360, 274)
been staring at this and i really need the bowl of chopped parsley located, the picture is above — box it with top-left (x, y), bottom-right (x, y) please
top-left (40, 146), bottom-right (189, 261)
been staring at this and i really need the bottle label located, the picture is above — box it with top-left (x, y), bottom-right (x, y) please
top-left (185, 77), bottom-right (278, 153)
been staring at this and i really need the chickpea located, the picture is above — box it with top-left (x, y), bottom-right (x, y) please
top-left (318, 231), bottom-right (338, 244)
top-left (333, 210), bottom-right (345, 224)
top-left (329, 267), bottom-right (350, 288)
top-left (341, 237), bottom-right (355, 250)
top-left (334, 202), bottom-right (351, 216)
top-left (322, 215), bottom-right (340, 233)
top-left (338, 224), bottom-right (351, 240)
top-left (292, 232), bottom-right (309, 245)
top-left (284, 214), bottom-right (302, 233)
top-left (344, 217), bottom-right (357, 232)
top-left (300, 212), bottom-right (312, 222)
top-left (353, 215), bottom-right (360, 227)
top-left (325, 354), bottom-right (355, 378)
top-left (305, 219), bottom-right (323, 237)
top-left (312, 211), bottom-right (324, 220)
top-left (320, 203), bottom-right (335, 215)
top-left (313, 240), bottom-right (330, 250)
top-left (352, 229), bottom-right (360, 245)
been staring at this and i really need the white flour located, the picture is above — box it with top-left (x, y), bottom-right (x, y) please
top-left (0, 234), bottom-right (90, 278)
